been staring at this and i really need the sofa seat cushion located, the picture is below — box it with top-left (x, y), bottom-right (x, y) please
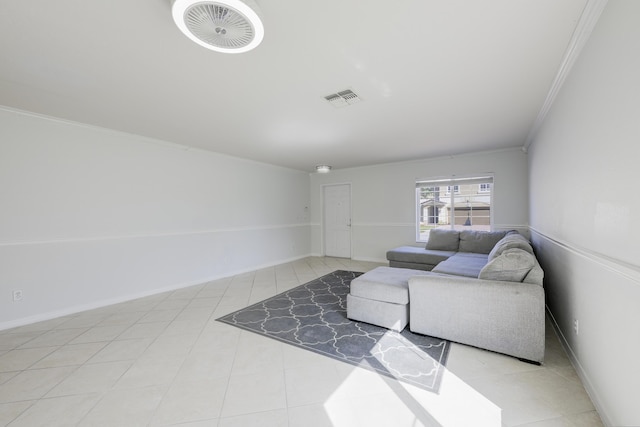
top-left (350, 266), bottom-right (432, 305)
top-left (386, 246), bottom-right (455, 266)
top-left (459, 230), bottom-right (510, 254)
top-left (479, 248), bottom-right (535, 282)
top-left (388, 261), bottom-right (434, 271)
top-left (431, 252), bottom-right (489, 278)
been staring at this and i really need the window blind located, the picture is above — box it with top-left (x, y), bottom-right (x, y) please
top-left (416, 176), bottom-right (493, 188)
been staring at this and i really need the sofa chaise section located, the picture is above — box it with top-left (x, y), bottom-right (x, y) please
top-left (346, 266), bottom-right (433, 331)
top-left (408, 234), bottom-right (546, 363)
top-left (408, 273), bottom-right (545, 363)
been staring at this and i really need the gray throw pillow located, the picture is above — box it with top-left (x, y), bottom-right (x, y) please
top-left (478, 248), bottom-right (535, 282)
top-left (425, 229), bottom-right (460, 251)
top-left (488, 233), bottom-right (534, 261)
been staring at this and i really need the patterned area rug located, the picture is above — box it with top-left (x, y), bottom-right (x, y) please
top-left (217, 270), bottom-right (450, 392)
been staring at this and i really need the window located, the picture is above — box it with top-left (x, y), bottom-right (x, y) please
top-left (416, 176), bottom-right (493, 242)
top-left (479, 183), bottom-right (491, 193)
top-left (445, 185), bottom-right (459, 195)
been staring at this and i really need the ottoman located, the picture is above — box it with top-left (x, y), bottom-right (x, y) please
top-left (346, 266), bottom-right (431, 331)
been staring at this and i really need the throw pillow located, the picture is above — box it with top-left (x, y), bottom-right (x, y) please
top-left (425, 228), bottom-right (460, 251)
top-left (478, 248), bottom-right (535, 282)
top-left (488, 233), bottom-right (534, 261)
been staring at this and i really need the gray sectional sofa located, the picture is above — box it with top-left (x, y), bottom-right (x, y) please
top-left (387, 228), bottom-right (510, 272)
top-left (347, 229), bottom-right (545, 363)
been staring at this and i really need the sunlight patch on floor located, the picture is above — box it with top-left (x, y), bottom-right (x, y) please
top-left (322, 363), bottom-right (502, 427)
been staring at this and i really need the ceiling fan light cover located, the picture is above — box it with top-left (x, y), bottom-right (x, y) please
top-left (316, 165), bottom-right (332, 173)
top-left (172, 0), bottom-right (264, 53)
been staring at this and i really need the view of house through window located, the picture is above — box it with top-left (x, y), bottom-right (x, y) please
top-left (416, 176), bottom-right (493, 241)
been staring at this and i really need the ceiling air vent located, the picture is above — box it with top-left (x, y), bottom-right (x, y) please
top-left (324, 89), bottom-right (362, 108)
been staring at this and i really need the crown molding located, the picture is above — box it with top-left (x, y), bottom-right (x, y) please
top-left (523, 0), bottom-right (609, 152)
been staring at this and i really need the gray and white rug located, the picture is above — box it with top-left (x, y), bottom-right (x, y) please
top-left (217, 270), bottom-right (450, 392)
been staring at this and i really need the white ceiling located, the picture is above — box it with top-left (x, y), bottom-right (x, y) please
top-left (0, 0), bottom-right (590, 172)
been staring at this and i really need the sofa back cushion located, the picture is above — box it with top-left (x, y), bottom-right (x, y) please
top-left (478, 248), bottom-right (535, 282)
top-left (522, 262), bottom-right (544, 286)
top-left (458, 230), bottom-right (509, 254)
top-left (425, 229), bottom-right (460, 251)
top-left (488, 233), bottom-right (534, 262)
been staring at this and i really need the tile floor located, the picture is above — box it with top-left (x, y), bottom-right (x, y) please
top-left (0, 257), bottom-right (603, 427)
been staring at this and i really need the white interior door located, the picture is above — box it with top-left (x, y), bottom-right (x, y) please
top-left (323, 184), bottom-right (351, 258)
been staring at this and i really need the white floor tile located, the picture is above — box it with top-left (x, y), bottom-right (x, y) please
top-left (45, 360), bottom-right (132, 397)
top-left (87, 338), bottom-right (153, 364)
top-left (112, 358), bottom-right (183, 390)
top-left (4, 318), bottom-right (68, 334)
top-left (0, 347), bottom-right (58, 372)
top-left (221, 370), bottom-right (287, 418)
top-left (0, 371), bottom-right (18, 386)
top-left (284, 365), bottom-right (348, 407)
top-left (31, 342), bottom-right (106, 368)
top-left (55, 315), bottom-right (109, 330)
top-left (175, 348), bottom-right (236, 383)
top-left (164, 420), bottom-right (218, 427)
top-left (0, 367), bottom-right (76, 403)
top-left (16, 328), bottom-right (87, 349)
top-left (218, 409), bottom-right (288, 427)
top-left (230, 332), bottom-right (284, 376)
top-left (98, 311), bottom-right (146, 327)
top-left (8, 393), bottom-right (101, 427)
top-left (444, 342), bottom-right (542, 379)
top-left (117, 321), bottom-right (170, 340)
top-left (68, 324), bottom-right (130, 344)
top-left (349, 391), bottom-right (440, 427)
top-left (0, 401), bottom-right (33, 426)
top-left (288, 401), bottom-right (360, 427)
top-left (149, 379), bottom-right (227, 426)
top-left (79, 385), bottom-right (166, 426)
top-left (0, 332), bottom-right (43, 351)
top-left (0, 257), bottom-right (604, 427)
top-left (137, 309), bottom-right (181, 324)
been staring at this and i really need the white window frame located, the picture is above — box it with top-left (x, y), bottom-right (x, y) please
top-left (415, 175), bottom-right (494, 242)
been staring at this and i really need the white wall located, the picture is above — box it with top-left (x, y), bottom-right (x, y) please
top-left (310, 148), bottom-right (529, 261)
top-left (528, 2), bottom-right (640, 425)
top-left (0, 107), bottom-right (311, 329)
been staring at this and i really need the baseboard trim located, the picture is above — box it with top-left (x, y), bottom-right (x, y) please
top-left (351, 223), bottom-right (413, 228)
top-left (546, 307), bottom-right (612, 427)
top-left (351, 256), bottom-right (387, 264)
top-left (0, 253), bottom-right (312, 331)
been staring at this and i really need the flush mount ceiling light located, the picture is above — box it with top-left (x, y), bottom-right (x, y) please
top-left (172, 0), bottom-right (264, 53)
top-left (315, 165), bottom-right (332, 173)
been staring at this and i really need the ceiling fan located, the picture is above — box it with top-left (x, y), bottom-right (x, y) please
top-left (171, 0), bottom-right (264, 53)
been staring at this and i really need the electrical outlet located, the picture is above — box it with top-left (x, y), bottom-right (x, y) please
top-left (12, 290), bottom-right (23, 302)
top-left (573, 319), bottom-right (579, 335)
